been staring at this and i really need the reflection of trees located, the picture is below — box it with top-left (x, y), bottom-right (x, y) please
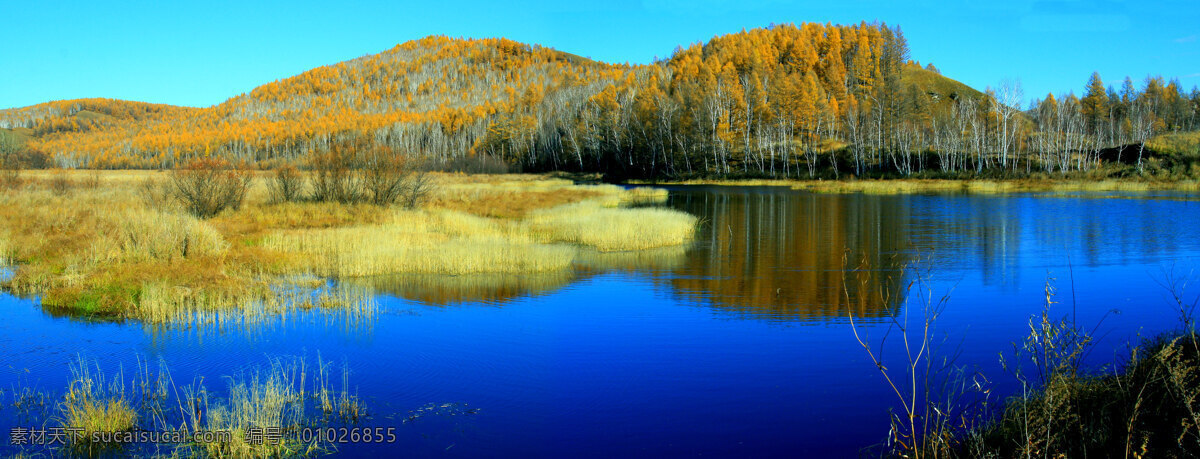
top-left (331, 189), bottom-right (1193, 313)
top-left (574, 246), bottom-right (689, 273)
top-left (664, 189), bottom-right (914, 321)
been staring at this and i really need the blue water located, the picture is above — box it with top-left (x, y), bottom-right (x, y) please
top-left (2, 188), bottom-right (1199, 457)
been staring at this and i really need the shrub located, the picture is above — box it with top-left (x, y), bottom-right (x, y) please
top-left (310, 138), bottom-right (437, 207)
top-left (447, 153), bottom-right (509, 174)
top-left (362, 146), bottom-right (408, 205)
top-left (170, 158), bottom-right (251, 218)
top-left (49, 168), bottom-right (74, 194)
top-left (267, 164), bottom-right (304, 203)
top-left (0, 153), bottom-right (23, 190)
top-left (310, 139), bottom-right (365, 204)
top-left (137, 177), bottom-right (174, 210)
top-left (401, 164), bottom-right (435, 209)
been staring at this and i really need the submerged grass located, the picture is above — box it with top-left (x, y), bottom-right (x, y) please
top-left (864, 271), bottom-right (1200, 458)
top-left (951, 330), bottom-right (1200, 458)
top-left (0, 170), bottom-right (696, 321)
top-left (58, 360), bottom-right (138, 452)
top-left (10, 355), bottom-right (364, 458)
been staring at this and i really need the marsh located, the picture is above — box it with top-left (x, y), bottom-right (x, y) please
top-left (2, 180), bottom-right (1198, 456)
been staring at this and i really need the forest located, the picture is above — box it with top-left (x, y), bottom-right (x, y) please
top-left (1, 22), bottom-right (1198, 179)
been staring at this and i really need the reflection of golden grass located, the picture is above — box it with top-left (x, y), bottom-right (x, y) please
top-left (1, 170), bottom-right (690, 320)
top-left (574, 245), bottom-right (689, 272)
top-left (357, 270), bottom-right (577, 305)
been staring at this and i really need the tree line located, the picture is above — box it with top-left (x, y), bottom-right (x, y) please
top-left (2, 23), bottom-right (1198, 178)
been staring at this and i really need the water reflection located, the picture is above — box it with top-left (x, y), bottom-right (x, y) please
top-left (358, 271), bottom-right (578, 306)
top-left (16, 187), bottom-right (1199, 326)
top-left (665, 189), bottom-right (912, 321)
top-left (660, 187), bottom-right (1199, 322)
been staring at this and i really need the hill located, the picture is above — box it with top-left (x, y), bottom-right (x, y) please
top-left (10, 22), bottom-right (1186, 179)
top-left (1, 36), bottom-right (645, 168)
top-left (2, 23), bottom-right (962, 172)
top-left (901, 65), bottom-right (985, 105)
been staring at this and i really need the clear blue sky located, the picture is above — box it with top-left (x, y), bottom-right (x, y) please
top-left (2, 0), bottom-right (1197, 110)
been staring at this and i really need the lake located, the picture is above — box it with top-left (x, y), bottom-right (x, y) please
top-left (3, 186), bottom-right (1199, 457)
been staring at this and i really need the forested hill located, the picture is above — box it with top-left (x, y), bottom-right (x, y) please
top-left (2, 22), bottom-right (1197, 178)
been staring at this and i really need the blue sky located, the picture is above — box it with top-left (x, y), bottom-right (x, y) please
top-left (1, 0), bottom-right (1197, 110)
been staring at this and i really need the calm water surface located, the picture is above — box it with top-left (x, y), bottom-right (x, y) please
top-left (3, 187), bottom-right (1200, 457)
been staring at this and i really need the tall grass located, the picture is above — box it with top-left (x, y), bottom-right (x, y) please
top-left (10, 355), bottom-right (364, 457)
top-left (529, 201), bottom-right (698, 251)
top-left (196, 357), bottom-right (323, 457)
top-left (58, 359), bottom-right (138, 452)
top-left (859, 266), bottom-right (1200, 458)
top-left (138, 280), bottom-right (377, 326)
top-left (266, 210), bottom-right (577, 276)
top-left (92, 209), bottom-right (229, 263)
top-left (0, 170), bottom-right (694, 321)
top-left (267, 199), bottom-right (697, 278)
top-left (0, 229), bottom-right (11, 267)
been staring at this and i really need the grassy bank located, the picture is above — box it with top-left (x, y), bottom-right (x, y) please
top-left (631, 177), bottom-right (1200, 194)
top-left (0, 170), bottom-right (696, 322)
top-left (948, 330), bottom-right (1200, 457)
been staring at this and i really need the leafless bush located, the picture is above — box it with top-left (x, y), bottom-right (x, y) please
top-left (49, 168), bottom-right (74, 194)
top-left (362, 146), bottom-right (407, 205)
top-left (400, 163), bottom-right (435, 209)
top-left (310, 140), bottom-right (364, 204)
top-left (310, 139), bottom-right (437, 208)
top-left (268, 164), bottom-right (305, 203)
top-left (0, 154), bottom-right (21, 190)
top-left (446, 153), bottom-right (508, 174)
top-left (137, 177), bottom-right (174, 210)
top-left (170, 158), bottom-right (252, 218)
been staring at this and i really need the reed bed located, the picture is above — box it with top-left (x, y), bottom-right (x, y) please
top-left (138, 281), bottom-right (377, 326)
top-left (0, 170), bottom-right (694, 321)
top-left (0, 230), bottom-right (11, 267)
top-left (266, 200), bottom-right (697, 277)
top-left (58, 360), bottom-right (139, 451)
top-left (6, 354), bottom-right (363, 457)
top-left (265, 210), bottom-right (577, 276)
top-left (528, 201), bottom-right (698, 251)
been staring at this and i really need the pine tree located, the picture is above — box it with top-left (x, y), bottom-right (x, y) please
top-left (1081, 72), bottom-right (1108, 134)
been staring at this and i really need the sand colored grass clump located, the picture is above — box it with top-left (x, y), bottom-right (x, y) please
top-left (9, 355), bottom-right (362, 457)
top-left (58, 361), bottom-right (138, 449)
top-left (265, 198), bottom-right (698, 278)
top-left (529, 201), bottom-right (698, 251)
top-left (266, 213), bottom-right (578, 277)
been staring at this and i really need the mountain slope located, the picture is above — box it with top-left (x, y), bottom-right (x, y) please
top-left (1, 24), bottom-right (987, 171)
